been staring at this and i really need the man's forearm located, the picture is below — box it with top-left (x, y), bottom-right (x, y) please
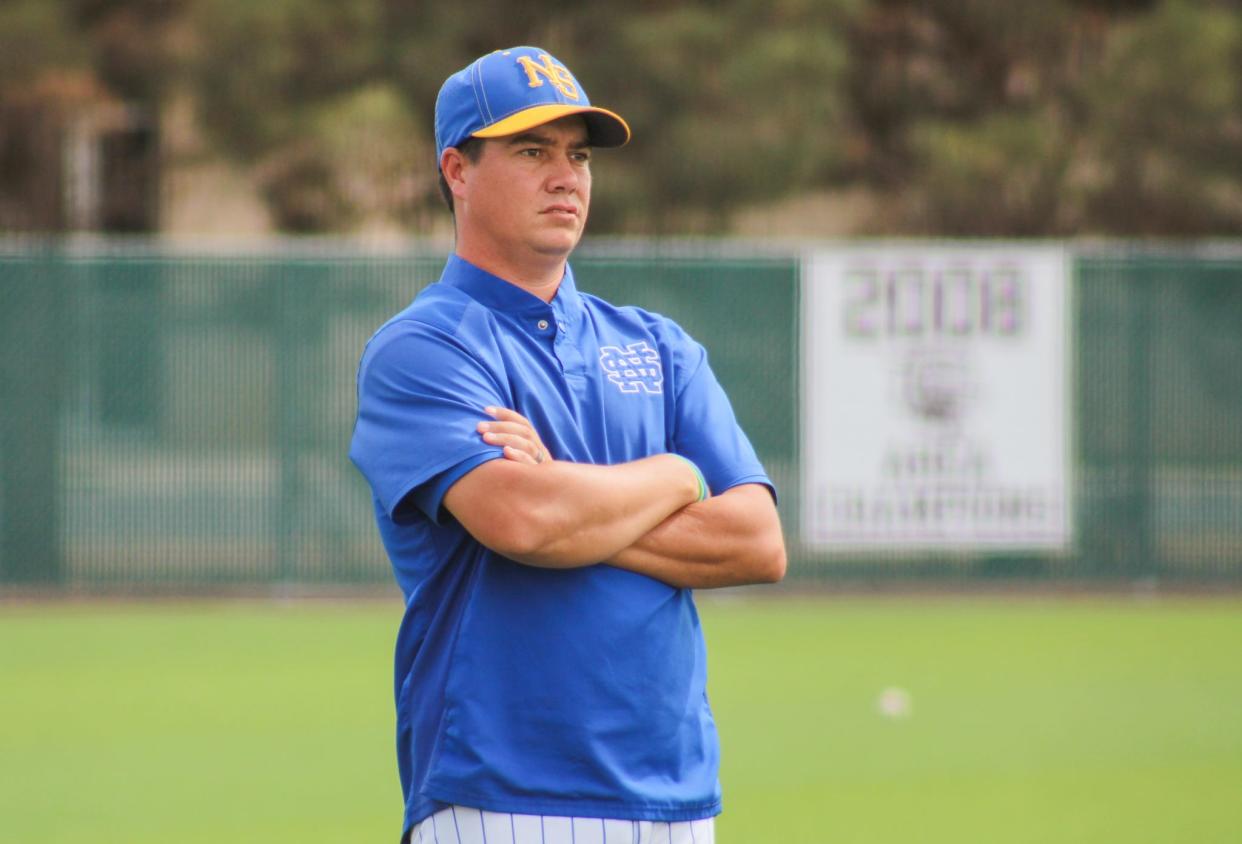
top-left (443, 453), bottom-right (702, 569)
top-left (607, 484), bottom-right (787, 589)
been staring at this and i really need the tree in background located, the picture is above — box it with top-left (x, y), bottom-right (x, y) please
top-left (1080, 0), bottom-right (1242, 234)
top-left (596, 0), bottom-right (858, 232)
top-left (2, 0), bottom-right (1240, 236)
top-left (353, 0), bottom-right (858, 233)
top-left (848, 0), bottom-right (1242, 235)
top-left (847, 0), bottom-right (1086, 233)
top-left (187, 0), bottom-right (411, 231)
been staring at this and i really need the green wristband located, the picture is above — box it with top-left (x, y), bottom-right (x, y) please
top-left (672, 454), bottom-right (710, 502)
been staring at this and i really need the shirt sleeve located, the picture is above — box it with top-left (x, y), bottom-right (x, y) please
top-left (666, 326), bottom-right (775, 501)
top-left (349, 319), bottom-right (506, 524)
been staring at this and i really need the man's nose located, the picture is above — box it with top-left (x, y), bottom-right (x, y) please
top-left (546, 153), bottom-right (579, 192)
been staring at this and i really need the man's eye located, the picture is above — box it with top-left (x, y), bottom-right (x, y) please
top-left (520, 148), bottom-right (542, 157)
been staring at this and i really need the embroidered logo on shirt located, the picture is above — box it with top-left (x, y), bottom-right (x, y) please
top-left (599, 341), bottom-right (663, 394)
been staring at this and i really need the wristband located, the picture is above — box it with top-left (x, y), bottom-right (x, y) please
top-left (671, 454), bottom-right (710, 502)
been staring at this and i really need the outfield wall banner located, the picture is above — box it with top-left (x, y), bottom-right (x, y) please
top-left (801, 244), bottom-right (1071, 551)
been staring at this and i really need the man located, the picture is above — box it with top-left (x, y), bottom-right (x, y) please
top-left (350, 46), bottom-right (786, 844)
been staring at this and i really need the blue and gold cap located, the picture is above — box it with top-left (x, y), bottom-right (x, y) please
top-left (434, 47), bottom-right (631, 164)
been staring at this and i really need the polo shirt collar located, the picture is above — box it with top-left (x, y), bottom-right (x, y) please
top-left (439, 254), bottom-right (583, 324)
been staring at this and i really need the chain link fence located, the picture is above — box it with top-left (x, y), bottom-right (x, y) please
top-left (1, 239), bottom-right (1239, 591)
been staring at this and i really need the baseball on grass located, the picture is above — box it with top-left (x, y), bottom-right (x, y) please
top-left (876, 686), bottom-right (912, 719)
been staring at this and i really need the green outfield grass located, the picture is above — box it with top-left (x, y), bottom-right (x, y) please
top-left (2, 595), bottom-right (1240, 843)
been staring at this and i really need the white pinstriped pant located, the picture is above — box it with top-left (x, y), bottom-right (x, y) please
top-left (409, 805), bottom-right (716, 844)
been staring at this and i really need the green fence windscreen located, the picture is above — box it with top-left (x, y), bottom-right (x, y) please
top-left (1075, 253), bottom-right (1242, 579)
top-left (0, 241), bottom-right (1238, 589)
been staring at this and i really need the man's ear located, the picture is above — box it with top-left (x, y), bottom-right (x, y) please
top-left (440, 147), bottom-right (470, 203)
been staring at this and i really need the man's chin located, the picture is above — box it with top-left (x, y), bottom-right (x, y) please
top-left (531, 232), bottom-right (582, 258)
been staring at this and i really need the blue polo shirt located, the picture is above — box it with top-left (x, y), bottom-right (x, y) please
top-left (349, 255), bottom-right (772, 835)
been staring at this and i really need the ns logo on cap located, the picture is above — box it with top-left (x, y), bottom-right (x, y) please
top-left (516, 53), bottom-right (580, 100)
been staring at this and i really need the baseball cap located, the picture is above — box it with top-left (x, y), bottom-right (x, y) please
top-left (434, 46), bottom-right (631, 164)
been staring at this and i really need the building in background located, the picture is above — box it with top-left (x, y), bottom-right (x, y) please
top-left (0, 78), bottom-right (158, 234)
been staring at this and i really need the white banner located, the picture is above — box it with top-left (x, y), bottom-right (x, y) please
top-left (801, 244), bottom-right (1071, 551)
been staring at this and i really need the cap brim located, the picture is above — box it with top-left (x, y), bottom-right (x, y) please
top-left (471, 104), bottom-right (631, 147)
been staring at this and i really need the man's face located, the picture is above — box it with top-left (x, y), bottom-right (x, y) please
top-left (455, 116), bottom-right (592, 263)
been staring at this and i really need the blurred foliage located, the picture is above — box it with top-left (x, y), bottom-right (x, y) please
top-left (1, 0), bottom-right (1240, 234)
top-left (592, 1), bottom-right (856, 230)
top-left (909, 110), bottom-right (1074, 235)
top-left (1081, 1), bottom-right (1242, 234)
top-left (852, 0), bottom-right (1242, 235)
top-left (0, 1), bottom-right (88, 87)
top-left (67, 0), bottom-right (189, 102)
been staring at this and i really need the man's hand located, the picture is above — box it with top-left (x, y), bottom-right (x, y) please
top-left (478, 406), bottom-right (551, 465)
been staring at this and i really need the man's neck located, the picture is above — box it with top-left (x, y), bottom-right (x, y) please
top-left (454, 247), bottom-right (567, 303)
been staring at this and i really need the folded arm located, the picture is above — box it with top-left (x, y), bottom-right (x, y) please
top-left (456, 407), bottom-right (786, 587)
top-left (441, 409), bottom-right (702, 568)
top-left (607, 483), bottom-right (786, 589)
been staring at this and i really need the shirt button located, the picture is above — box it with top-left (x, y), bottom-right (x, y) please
top-left (537, 319), bottom-right (549, 330)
